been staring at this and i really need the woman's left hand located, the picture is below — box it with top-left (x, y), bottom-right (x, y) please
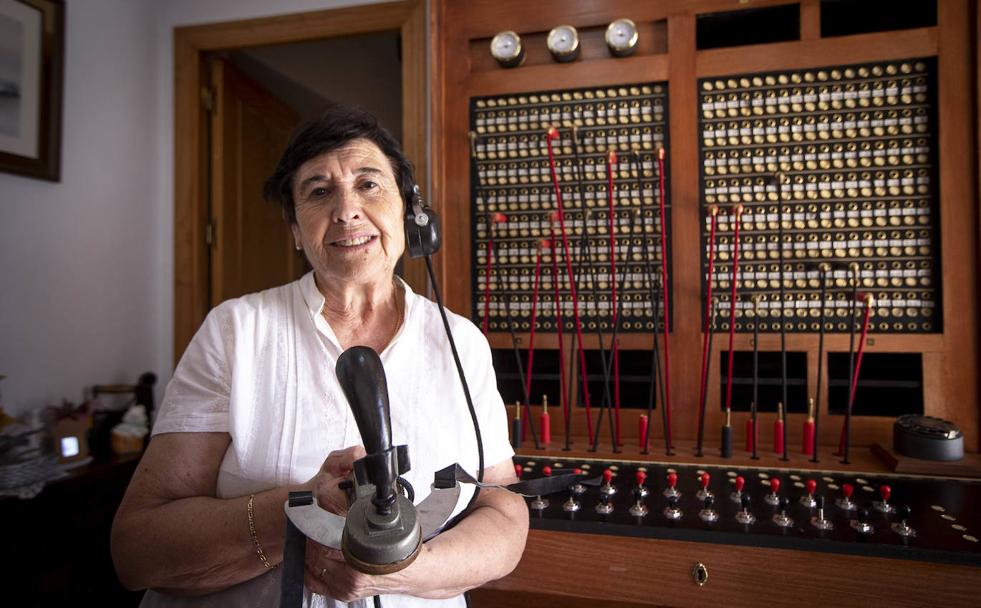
top-left (304, 543), bottom-right (407, 601)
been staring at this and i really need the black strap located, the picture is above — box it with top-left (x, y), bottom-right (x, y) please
top-left (279, 503), bottom-right (308, 608)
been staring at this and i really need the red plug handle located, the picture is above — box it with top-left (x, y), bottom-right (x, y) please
top-left (842, 483), bottom-right (854, 498)
top-left (573, 468), bottom-right (582, 475)
top-left (880, 485), bottom-right (891, 502)
top-left (543, 465), bottom-right (552, 477)
top-left (514, 464), bottom-right (523, 478)
top-left (635, 470), bottom-right (647, 486)
top-left (806, 479), bottom-right (817, 496)
top-left (770, 477), bottom-right (781, 494)
top-left (735, 475), bottom-right (745, 493)
top-left (603, 468), bottom-right (614, 484)
top-left (667, 472), bottom-right (678, 488)
top-left (700, 472), bottom-right (710, 489)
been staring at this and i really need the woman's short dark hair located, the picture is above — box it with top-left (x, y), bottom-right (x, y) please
top-left (263, 106), bottom-right (414, 225)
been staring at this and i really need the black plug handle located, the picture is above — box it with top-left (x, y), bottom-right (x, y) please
top-left (336, 346), bottom-right (396, 510)
top-left (337, 346), bottom-right (393, 454)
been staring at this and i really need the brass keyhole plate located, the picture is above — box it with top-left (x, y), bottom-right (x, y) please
top-left (692, 562), bottom-right (709, 587)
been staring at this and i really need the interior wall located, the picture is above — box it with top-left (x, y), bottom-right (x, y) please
top-left (0, 0), bottom-right (383, 415)
top-left (0, 0), bottom-right (160, 414)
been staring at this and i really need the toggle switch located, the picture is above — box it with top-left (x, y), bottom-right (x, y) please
top-left (736, 494), bottom-right (756, 525)
top-left (600, 468), bottom-right (617, 497)
top-left (699, 495), bottom-right (719, 523)
top-left (810, 496), bottom-right (834, 530)
top-left (634, 470), bottom-right (649, 498)
top-left (663, 472), bottom-right (681, 499)
top-left (595, 492), bottom-right (614, 515)
top-left (873, 484), bottom-right (894, 514)
top-left (696, 472), bottom-right (713, 501)
top-left (765, 477), bottom-right (781, 506)
top-left (773, 496), bottom-right (794, 528)
top-left (890, 505), bottom-right (916, 538)
top-left (730, 475), bottom-right (746, 503)
top-left (836, 483), bottom-right (857, 511)
top-left (851, 508), bottom-right (874, 534)
top-left (800, 479), bottom-right (818, 508)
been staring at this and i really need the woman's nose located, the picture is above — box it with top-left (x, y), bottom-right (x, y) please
top-left (331, 188), bottom-right (362, 223)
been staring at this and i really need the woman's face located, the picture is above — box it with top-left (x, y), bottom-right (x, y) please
top-left (290, 139), bottom-right (405, 287)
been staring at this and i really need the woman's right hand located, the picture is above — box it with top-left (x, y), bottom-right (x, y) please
top-left (305, 445), bottom-right (367, 515)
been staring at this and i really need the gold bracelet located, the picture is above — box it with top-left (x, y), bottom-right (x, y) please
top-left (247, 494), bottom-right (277, 569)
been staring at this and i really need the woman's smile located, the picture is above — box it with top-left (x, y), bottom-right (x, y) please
top-left (329, 233), bottom-right (379, 250)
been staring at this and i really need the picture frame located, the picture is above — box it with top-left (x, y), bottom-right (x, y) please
top-left (0, 0), bottom-right (63, 181)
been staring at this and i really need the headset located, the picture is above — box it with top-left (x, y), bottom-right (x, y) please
top-left (404, 184), bottom-right (441, 259)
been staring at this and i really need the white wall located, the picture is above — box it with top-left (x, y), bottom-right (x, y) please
top-left (0, 0), bottom-right (383, 414)
top-left (0, 0), bottom-right (160, 414)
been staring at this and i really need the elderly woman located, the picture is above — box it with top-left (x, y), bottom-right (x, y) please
top-left (111, 107), bottom-right (528, 607)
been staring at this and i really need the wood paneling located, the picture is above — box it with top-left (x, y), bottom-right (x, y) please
top-left (471, 530), bottom-right (981, 608)
top-left (695, 28), bottom-right (938, 77)
top-left (173, 40), bottom-right (209, 364)
top-left (935, 0), bottom-right (980, 449)
top-left (400, 0), bottom-right (429, 294)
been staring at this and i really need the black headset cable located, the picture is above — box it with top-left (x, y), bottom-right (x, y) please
top-left (425, 254), bottom-right (485, 522)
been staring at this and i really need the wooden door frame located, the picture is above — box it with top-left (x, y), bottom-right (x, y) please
top-left (173, 0), bottom-right (428, 363)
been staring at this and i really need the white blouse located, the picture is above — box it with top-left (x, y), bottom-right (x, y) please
top-left (141, 272), bottom-right (514, 608)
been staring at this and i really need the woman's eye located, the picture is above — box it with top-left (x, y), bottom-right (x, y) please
top-left (311, 187), bottom-right (328, 198)
top-left (360, 180), bottom-right (378, 190)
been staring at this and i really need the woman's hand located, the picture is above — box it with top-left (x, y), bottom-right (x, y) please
top-left (300, 457), bottom-right (527, 601)
top-left (304, 542), bottom-right (413, 602)
top-left (305, 445), bottom-right (367, 514)
top-left (304, 544), bottom-right (381, 601)
top-left (302, 444), bottom-right (383, 600)
top-left (300, 444), bottom-right (413, 601)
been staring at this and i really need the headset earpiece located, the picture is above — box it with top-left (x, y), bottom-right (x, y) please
top-left (404, 184), bottom-right (441, 258)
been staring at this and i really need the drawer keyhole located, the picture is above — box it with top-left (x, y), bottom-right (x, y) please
top-left (692, 562), bottom-right (709, 587)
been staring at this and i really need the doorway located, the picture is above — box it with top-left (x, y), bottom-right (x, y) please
top-left (173, 0), bottom-right (427, 362)
top-left (207, 31), bottom-right (404, 306)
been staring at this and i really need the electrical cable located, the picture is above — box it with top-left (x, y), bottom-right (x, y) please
top-left (695, 207), bottom-right (719, 457)
top-left (545, 128), bottom-right (594, 440)
top-left (654, 148), bottom-right (674, 449)
top-left (630, 151), bottom-right (667, 455)
top-left (502, 293), bottom-right (540, 449)
top-left (563, 128), bottom-right (615, 452)
top-left (424, 255), bottom-right (484, 528)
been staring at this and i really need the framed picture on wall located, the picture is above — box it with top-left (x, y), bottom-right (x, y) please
top-left (0, 0), bottom-right (63, 181)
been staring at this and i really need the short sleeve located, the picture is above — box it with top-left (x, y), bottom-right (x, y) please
top-left (152, 304), bottom-right (233, 435)
top-left (460, 321), bottom-right (514, 469)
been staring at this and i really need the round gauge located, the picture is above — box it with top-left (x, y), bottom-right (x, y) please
top-left (490, 31), bottom-right (525, 68)
top-left (605, 18), bottom-right (639, 57)
top-left (546, 25), bottom-right (580, 63)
